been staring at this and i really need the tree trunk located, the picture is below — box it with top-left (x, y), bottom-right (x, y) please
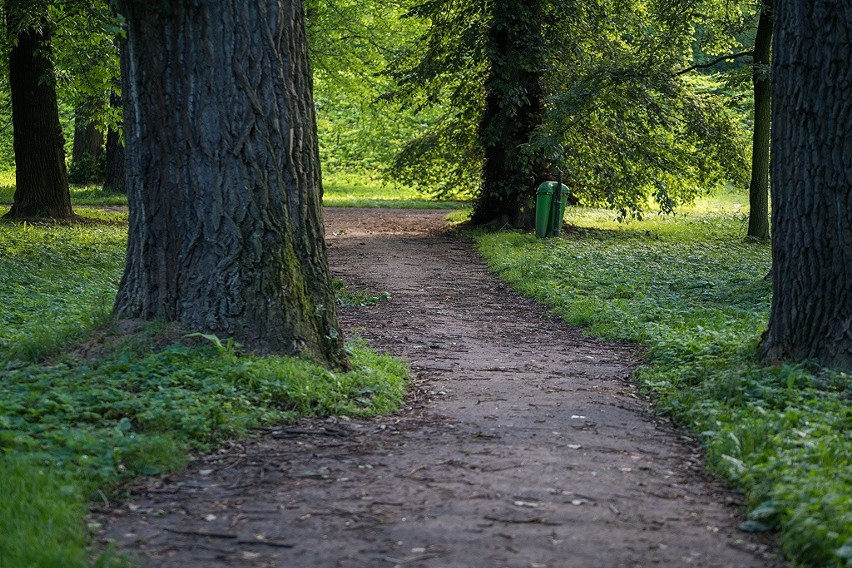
top-left (3, 5), bottom-right (72, 220)
top-left (746, 0), bottom-right (773, 241)
top-left (103, 126), bottom-right (124, 193)
top-left (71, 103), bottom-right (104, 165)
top-left (103, 90), bottom-right (125, 193)
top-left (760, 0), bottom-right (852, 370)
top-left (471, 0), bottom-right (546, 229)
top-left (114, 0), bottom-right (347, 367)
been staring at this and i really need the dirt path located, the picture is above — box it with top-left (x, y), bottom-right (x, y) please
top-left (99, 209), bottom-right (781, 567)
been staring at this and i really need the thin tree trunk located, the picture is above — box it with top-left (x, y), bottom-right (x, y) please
top-left (115, 0), bottom-right (347, 367)
top-left (760, 0), bottom-right (852, 370)
top-left (746, 0), bottom-right (773, 241)
top-left (71, 103), bottom-right (104, 165)
top-left (103, 90), bottom-right (125, 193)
top-left (472, 0), bottom-right (546, 229)
top-left (3, 5), bottom-right (72, 219)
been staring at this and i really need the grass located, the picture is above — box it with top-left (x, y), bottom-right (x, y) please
top-left (323, 173), bottom-right (463, 209)
top-left (0, 170), bottom-right (463, 209)
top-left (0, 182), bottom-right (129, 207)
top-left (474, 191), bottom-right (852, 567)
top-left (0, 208), bottom-right (408, 567)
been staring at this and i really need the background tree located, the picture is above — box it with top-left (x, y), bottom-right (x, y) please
top-left (52, 3), bottom-right (121, 185)
top-left (473, 0), bottom-right (547, 228)
top-left (390, 0), bottom-right (749, 223)
top-left (70, 100), bottom-right (102, 169)
top-left (745, 0), bottom-right (772, 240)
top-left (3, 0), bottom-right (72, 219)
top-left (114, 0), bottom-right (346, 366)
top-left (102, 88), bottom-right (123, 192)
top-left (760, 0), bottom-right (852, 370)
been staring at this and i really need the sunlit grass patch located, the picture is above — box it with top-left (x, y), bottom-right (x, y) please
top-left (475, 193), bottom-right (851, 566)
top-left (0, 184), bottom-right (128, 207)
top-left (323, 173), bottom-right (462, 209)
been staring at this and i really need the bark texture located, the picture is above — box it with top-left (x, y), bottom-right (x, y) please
top-left (4, 6), bottom-right (72, 219)
top-left (761, 0), bottom-right (852, 370)
top-left (746, 0), bottom-right (773, 241)
top-left (115, 0), bottom-right (346, 367)
top-left (471, 0), bottom-right (546, 229)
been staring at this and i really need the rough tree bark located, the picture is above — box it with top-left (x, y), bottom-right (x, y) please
top-left (471, 0), bottom-right (547, 229)
top-left (114, 0), bottom-right (347, 367)
top-left (3, 4), bottom-right (72, 219)
top-left (746, 0), bottom-right (773, 241)
top-left (760, 0), bottom-right (852, 370)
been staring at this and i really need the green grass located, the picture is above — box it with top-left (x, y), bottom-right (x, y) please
top-left (0, 182), bottom-right (129, 207)
top-left (323, 172), bottom-right (462, 209)
top-left (0, 171), bottom-right (460, 209)
top-left (475, 192), bottom-right (852, 567)
top-left (0, 210), bottom-right (408, 567)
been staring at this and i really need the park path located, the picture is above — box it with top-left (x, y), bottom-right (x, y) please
top-left (99, 208), bottom-right (781, 567)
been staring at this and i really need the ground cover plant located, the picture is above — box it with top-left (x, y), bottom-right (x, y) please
top-left (475, 194), bottom-right (852, 566)
top-left (0, 210), bottom-right (408, 567)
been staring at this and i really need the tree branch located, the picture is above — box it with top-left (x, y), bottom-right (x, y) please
top-left (674, 51), bottom-right (754, 76)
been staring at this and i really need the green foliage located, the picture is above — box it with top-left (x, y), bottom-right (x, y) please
top-left (475, 194), bottom-right (852, 566)
top-left (0, 212), bottom-right (408, 567)
top-left (389, 0), bottom-right (751, 217)
top-left (68, 151), bottom-right (106, 185)
top-left (307, 0), bottom-right (437, 185)
top-left (50, 3), bottom-right (123, 133)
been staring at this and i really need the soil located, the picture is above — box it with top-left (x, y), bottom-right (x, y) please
top-left (97, 208), bottom-right (783, 567)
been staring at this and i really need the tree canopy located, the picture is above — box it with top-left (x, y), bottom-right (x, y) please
top-left (387, 0), bottom-right (750, 221)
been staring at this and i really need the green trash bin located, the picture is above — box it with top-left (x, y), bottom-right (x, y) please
top-left (535, 181), bottom-right (569, 238)
top-left (535, 183), bottom-right (554, 238)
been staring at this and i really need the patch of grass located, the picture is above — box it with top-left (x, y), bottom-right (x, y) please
top-left (323, 172), bottom-right (462, 209)
top-left (0, 210), bottom-right (127, 362)
top-left (0, 184), bottom-right (128, 207)
top-left (333, 278), bottom-right (392, 307)
top-left (475, 193), bottom-right (852, 567)
top-left (0, 457), bottom-right (89, 568)
top-left (0, 213), bottom-right (408, 567)
top-left (0, 172), bottom-right (457, 209)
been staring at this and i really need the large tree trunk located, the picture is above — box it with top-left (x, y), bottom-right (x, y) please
top-left (760, 0), bottom-right (852, 370)
top-left (115, 0), bottom-right (347, 367)
top-left (471, 0), bottom-right (546, 229)
top-left (746, 0), bottom-right (773, 241)
top-left (3, 5), bottom-right (72, 220)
